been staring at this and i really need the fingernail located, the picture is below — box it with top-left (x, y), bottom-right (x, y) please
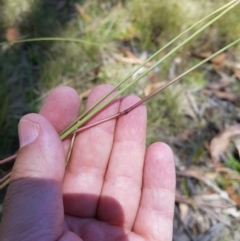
top-left (19, 119), bottom-right (40, 147)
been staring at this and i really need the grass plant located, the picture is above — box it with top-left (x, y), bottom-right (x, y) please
top-left (0, 0), bottom-right (240, 190)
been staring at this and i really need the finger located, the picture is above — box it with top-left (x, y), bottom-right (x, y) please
top-left (133, 143), bottom-right (176, 241)
top-left (39, 86), bottom-right (80, 155)
top-left (63, 84), bottom-right (121, 217)
top-left (97, 95), bottom-right (147, 229)
top-left (0, 114), bottom-right (65, 240)
top-left (40, 86), bottom-right (80, 133)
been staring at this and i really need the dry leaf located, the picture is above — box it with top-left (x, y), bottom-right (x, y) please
top-left (143, 72), bottom-right (161, 96)
top-left (193, 51), bottom-right (226, 65)
top-left (201, 89), bottom-right (213, 97)
top-left (217, 167), bottom-right (240, 181)
top-left (212, 90), bottom-right (239, 102)
top-left (178, 129), bottom-right (192, 141)
top-left (205, 172), bottom-right (218, 181)
top-left (206, 80), bottom-right (231, 91)
top-left (177, 170), bottom-right (235, 205)
top-left (179, 203), bottom-right (189, 221)
top-left (194, 51), bottom-right (212, 59)
top-left (112, 53), bottom-right (152, 67)
top-left (202, 88), bottom-right (239, 102)
top-left (79, 88), bottom-right (92, 99)
top-left (226, 186), bottom-right (240, 207)
top-left (194, 51), bottom-right (240, 79)
top-left (118, 47), bottom-right (138, 60)
top-left (144, 82), bottom-right (161, 96)
top-left (210, 125), bottom-right (240, 166)
top-left (211, 53), bottom-right (226, 65)
top-left (117, 47), bottom-right (152, 67)
top-left (5, 28), bottom-right (20, 41)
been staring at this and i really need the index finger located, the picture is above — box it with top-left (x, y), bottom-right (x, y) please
top-left (39, 86), bottom-right (80, 133)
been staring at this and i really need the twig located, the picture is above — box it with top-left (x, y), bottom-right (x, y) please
top-left (0, 172), bottom-right (11, 183)
top-left (65, 133), bottom-right (77, 167)
top-left (0, 154), bottom-right (17, 165)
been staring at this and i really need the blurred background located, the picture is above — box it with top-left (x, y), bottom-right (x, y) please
top-left (1, 0), bottom-right (240, 240)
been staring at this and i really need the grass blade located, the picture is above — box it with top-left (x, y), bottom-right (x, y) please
top-left (60, 0), bottom-right (238, 134)
top-left (1, 0), bottom-right (240, 189)
top-left (73, 38), bottom-right (240, 134)
top-left (0, 37), bottom-right (102, 47)
top-left (2, 37), bottom-right (240, 189)
top-left (60, 0), bottom-right (240, 140)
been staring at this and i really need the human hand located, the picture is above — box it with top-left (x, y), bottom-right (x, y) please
top-left (0, 85), bottom-right (175, 241)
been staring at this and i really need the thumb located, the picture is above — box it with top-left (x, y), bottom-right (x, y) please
top-left (0, 114), bottom-right (66, 240)
top-left (12, 113), bottom-right (65, 181)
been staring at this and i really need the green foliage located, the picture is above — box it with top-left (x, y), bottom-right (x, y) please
top-left (0, 0), bottom-right (128, 157)
top-left (129, 0), bottom-right (201, 48)
top-left (184, 69), bottom-right (207, 88)
top-left (226, 154), bottom-right (240, 172)
top-left (146, 84), bottom-right (185, 145)
top-left (207, 0), bottom-right (240, 45)
top-left (0, 0), bottom-right (240, 157)
top-left (0, 46), bottom-right (39, 158)
top-left (1, 0), bottom-right (240, 231)
top-left (0, 83), bottom-right (8, 128)
top-left (129, 0), bottom-right (240, 50)
top-left (181, 177), bottom-right (190, 197)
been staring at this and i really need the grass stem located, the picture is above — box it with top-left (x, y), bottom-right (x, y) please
top-left (0, 0), bottom-right (239, 189)
top-left (60, 0), bottom-right (240, 140)
top-left (60, 0), bottom-right (239, 135)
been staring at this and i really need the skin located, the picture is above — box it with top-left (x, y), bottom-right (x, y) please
top-left (0, 84), bottom-right (175, 241)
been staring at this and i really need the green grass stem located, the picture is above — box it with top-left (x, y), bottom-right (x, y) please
top-left (0, 37), bottom-right (103, 47)
top-left (1, 0), bottom-right (240, 190)
top-left (60, 0), bottom-right (240, 139)
top-left (60, 0), bottom-right (239, 134)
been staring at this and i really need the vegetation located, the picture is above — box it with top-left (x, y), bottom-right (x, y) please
top-left (1, 0), bottom-right (240, 239)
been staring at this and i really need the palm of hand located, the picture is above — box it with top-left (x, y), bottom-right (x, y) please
top-left (0, 85), bottom-right (175, 241)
